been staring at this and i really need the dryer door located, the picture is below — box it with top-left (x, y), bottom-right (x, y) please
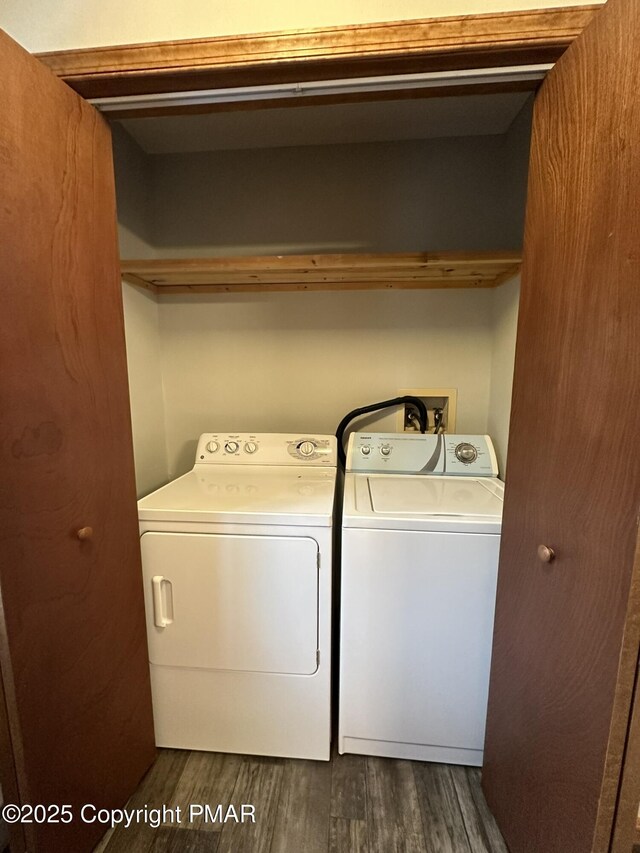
top-left (141, 532), bottom-right (319, 675)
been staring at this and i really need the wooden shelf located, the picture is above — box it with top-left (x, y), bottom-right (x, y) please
top-left (121, 252), bottom-right (521, 294)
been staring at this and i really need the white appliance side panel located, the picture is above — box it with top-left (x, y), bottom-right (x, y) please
top-left (339, 528), bottom-right (499, 755)
top-left (150, 665), bottom-right (331, 760)
top-left (141, 532), bottom-right (319, 675)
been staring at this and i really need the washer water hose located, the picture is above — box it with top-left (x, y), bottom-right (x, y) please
top-left (335, 396), bottom-right (428, 466)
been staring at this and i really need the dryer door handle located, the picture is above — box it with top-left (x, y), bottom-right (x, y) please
top-left (152, 575), bottom-right (173, 628)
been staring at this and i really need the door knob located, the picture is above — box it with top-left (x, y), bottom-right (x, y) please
top-left (537, 544), bottom-right (555, 563)
top-left (77, 527), bottom-right (93, 540)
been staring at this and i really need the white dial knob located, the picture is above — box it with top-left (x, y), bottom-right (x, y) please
top-left (225, 441), bottom-right (239, 453)
top-left (206, 440), bottom-right (219, 453)
top-left (361, 446), bottom-right (371, 456)
top-left (380, 445), bottom-right (392, 457)
top-left (455, 442), bottom-right (478, 463)
top-left (244, 441), bottom-right (258, 454)
top-left (298, 441), bottom-right (316, 457)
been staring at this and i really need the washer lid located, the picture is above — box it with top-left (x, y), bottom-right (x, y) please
top-left (343, 474), bottom-right (503, 532)
top-left (367, 477), bottom-right (503, 518)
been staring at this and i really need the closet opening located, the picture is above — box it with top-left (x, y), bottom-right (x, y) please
top-left (108, 87), bottom-right (534, 495)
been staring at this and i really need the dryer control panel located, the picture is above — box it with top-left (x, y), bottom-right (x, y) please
top-left (195, 433), bottom-right (337, 466)
top-left (346, 433), bottom-right (498, 477)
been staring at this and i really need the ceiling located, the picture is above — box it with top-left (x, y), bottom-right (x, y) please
top-left (118, 91), bottom-right (531, 155)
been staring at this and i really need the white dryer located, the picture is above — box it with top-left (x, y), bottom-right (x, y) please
top-left (138, 433), bottom-right (337, 760)
top-left (339, 432), bottom-right (503, 766)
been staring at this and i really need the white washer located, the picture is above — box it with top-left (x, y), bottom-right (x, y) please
top-left (339, 432), bottom-right (503, 766)
top-left (138, 433), bottom-right (337, 761)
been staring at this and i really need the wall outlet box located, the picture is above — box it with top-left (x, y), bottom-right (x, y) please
top-left (397, 388), bottom-right (458, 433)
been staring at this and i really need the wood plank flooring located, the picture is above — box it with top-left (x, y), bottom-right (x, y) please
top-left (95, 748), bottom-right (508, 853)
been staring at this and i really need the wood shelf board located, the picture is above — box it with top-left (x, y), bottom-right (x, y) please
top-left (121, 252), bottom-right (521, 294)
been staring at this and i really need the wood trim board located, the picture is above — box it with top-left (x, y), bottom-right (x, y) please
top-left (120, 252), bottom-right (522, 295)
top-left (36, 6), bottom-right (602, 101)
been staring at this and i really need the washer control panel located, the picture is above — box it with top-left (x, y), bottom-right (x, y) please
top-left (347, 433), bottom-right (498, 476)
top-left (195, 433), bottom-right (337, 466)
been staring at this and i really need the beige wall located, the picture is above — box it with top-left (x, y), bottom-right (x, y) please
top-left (503, 94), bottom-right (533, 244)
top-left (114, 125), bottom-right (169, 496)
top-left (112, 124), bottom-right (156, 259)
top-left (121, 285), bottom-right (168, 495)
top-left (2, 0), bottom-right (601, 53)
top-left (158, 289), bottom-right (495, 477)
top-left (154, 282), bottom-right (520, 483)
top-left (485, 98), bottom-right (529, 474)
top-left (488, 274), bottom-right (520, 475)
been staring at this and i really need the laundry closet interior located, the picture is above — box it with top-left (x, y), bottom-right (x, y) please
top-left (5, 2), bottom-right (640, 849)
top-left (110, 89), bottom-right (532, 495)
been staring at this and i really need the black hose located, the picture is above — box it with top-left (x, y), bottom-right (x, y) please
top-left (335, 396), bottom-right (428, 466)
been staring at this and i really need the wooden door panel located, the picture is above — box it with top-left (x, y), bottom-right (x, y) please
top-left (0, 29), bottom-right (155, 852)
top-left (482, 2), bottom-right (640, 852)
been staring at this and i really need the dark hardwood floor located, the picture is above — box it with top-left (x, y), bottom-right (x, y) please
top-left (95, 747), bottom-right (507, 853)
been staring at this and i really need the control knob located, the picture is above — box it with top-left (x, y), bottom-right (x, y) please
top-left (298, 440), bottom-right (316, 457)
top-left (360, 446), bottom-right (371, 456)
top-left (225, 440), bottom-right (239, 454)
top-left (380, 445), bottom-right (392, 457)
top-left (206, 440), bottom-right (219, 453)
top-left (455, 442), bottom-right (478, 464)
top-left (244, 441), bottom-right (258, 454)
